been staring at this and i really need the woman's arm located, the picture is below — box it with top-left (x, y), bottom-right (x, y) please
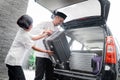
top-left (32, 45), bottom-right (53, 55)
top-left (32, 32), bottom-right (47, 41)
top-left (31, 30), bottom-right (53, 41)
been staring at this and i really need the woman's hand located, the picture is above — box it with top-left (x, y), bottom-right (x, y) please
top-left (45, 50), bottom-right (54, 56)
top-left (43, 30), bottom-right (53, 36)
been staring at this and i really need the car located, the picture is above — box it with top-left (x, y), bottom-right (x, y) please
top-left (36, 0), bottom-right (120, 80)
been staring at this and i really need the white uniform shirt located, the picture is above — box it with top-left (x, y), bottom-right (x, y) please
top-left (30, 21), bottom-right (58, 58)
top-left (5, 29), bottom-right (34, 66)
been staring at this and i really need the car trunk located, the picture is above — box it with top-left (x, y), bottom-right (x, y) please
top-left (52, 26), bottom-right (106, 79)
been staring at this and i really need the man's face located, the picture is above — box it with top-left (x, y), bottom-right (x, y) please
top-left (54, 16), bottom-right (65, 26)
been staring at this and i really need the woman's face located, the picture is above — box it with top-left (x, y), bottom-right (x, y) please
top-left (25, 24), bottom-right (33, 32)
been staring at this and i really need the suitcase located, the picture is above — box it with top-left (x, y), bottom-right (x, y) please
top-left (43, 31), bottom-right (71, 63)
top-left (69, 52), bottom-right (97, 73)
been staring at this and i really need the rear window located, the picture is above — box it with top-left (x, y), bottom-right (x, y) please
top-left (66, 26), bottom-right (105, 51)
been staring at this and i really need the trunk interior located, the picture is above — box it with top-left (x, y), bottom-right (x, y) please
top-left (53, 26), bottom-right (105, 78)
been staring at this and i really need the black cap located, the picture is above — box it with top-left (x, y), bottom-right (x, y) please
top-left (54, 11), bottom-right (67, 19)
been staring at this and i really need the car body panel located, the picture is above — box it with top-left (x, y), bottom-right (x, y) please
top-left (35, 0), bottom-right (87, 11)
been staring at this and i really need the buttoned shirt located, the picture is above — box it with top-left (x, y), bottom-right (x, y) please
top-left (5, 28), bottom-right (34, 66)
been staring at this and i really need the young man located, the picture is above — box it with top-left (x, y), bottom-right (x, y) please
top-left (5, 14), bottom-right (53, 80)
top-left (31, 11), bottom-right (67, 80)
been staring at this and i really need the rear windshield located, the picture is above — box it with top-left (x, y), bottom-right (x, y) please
top-left (65, 26), bottom-right (105, 51)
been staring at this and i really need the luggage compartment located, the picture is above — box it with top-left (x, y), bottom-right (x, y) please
top-left (44, 31), bottom-right (102, 74)
top-left (69, 51), bottom-right (102, 74)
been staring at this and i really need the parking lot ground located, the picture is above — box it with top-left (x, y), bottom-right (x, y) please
top-left (24, 70), bottom-right (120, 80)
top-left (24, 69), bottom-right (35, 80)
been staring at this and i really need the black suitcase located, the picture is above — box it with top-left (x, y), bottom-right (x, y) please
top-left (43, 31), bottom-right (71, 64)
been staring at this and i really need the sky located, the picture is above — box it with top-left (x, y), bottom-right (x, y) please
top-left (26, 0), bottom-right (120, 45)
top-left (26, 0), bottom-right (52, 26)
top-left (107, 0), bottom-right (120, 44)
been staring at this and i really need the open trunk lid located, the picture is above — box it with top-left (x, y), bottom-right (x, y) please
top-left (36, 0), bottom-right (110, 29)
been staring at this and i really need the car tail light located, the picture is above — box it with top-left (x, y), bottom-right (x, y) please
top-left (105, 36), bottom-right (117, 64)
